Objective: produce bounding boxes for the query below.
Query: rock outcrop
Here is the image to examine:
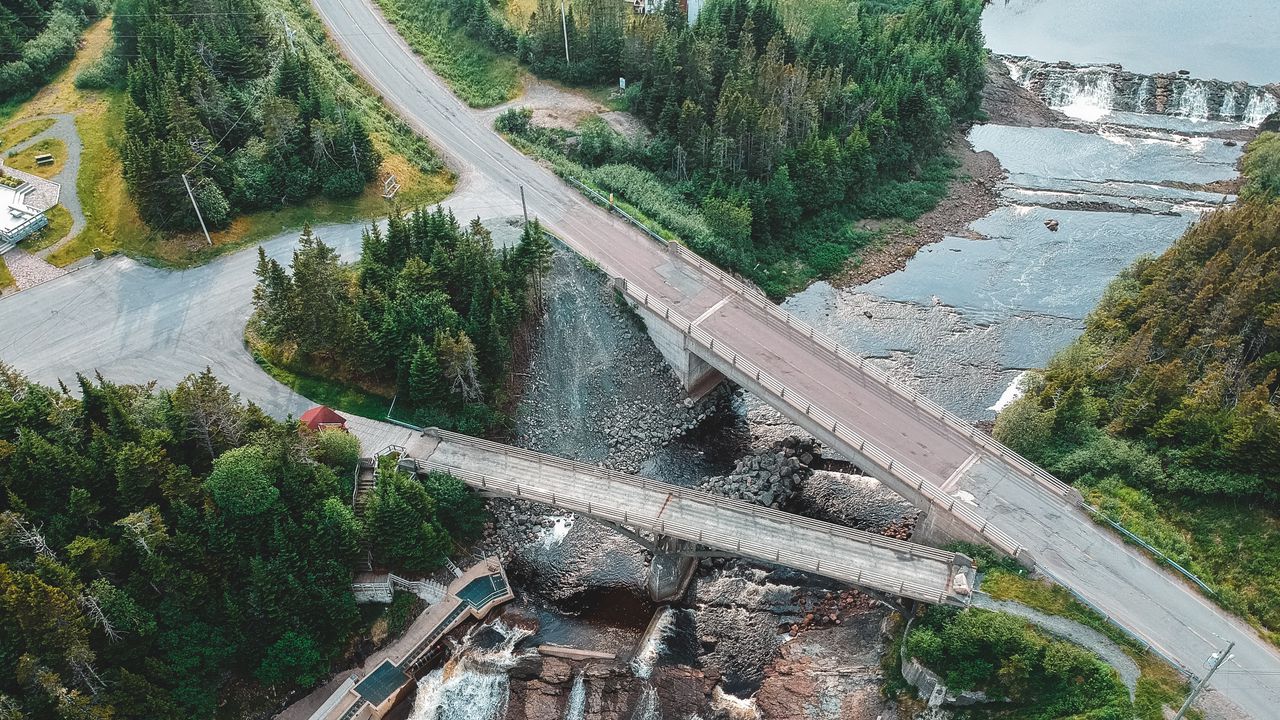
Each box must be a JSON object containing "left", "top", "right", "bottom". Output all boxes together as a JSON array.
[{"left": 697, "top": 436, "right": 817, "bottom": 509}]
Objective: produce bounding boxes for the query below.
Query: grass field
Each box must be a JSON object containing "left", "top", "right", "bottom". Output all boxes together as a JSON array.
[
  {"left": 0, "top": 118, "right": 55, "bottom": 152},
  {"left": 0, "top": 257, "right": 13, "bottom": 290},
  {"left": 246, "top": 326, "right": 395, "bottom": 420},
  {"left": 374, "top": 0, "right": 522, "bottom": 107},
  {"left": 4, "top": 137, "right": 66, "bottom": 178},
  {"left": 19, "top": 204, "right": 72, "bottom": 253}
]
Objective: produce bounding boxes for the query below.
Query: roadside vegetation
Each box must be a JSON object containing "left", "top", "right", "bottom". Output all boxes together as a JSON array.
[
  {"left": 374, "top": 0, "right": 522, "bottom": 106},
  {"left": 249, "top": 210, "right": 552, "bottom": 434},
  {"left": 0, "top": 366, "right": 487, "bottom": 718},
  {"left": 2, "top": 0, "right": 452, "bottom": 268},
  {"left": 0, "top": 257, "right": 13, "bottom": 290},
  {"left": 994, "top": 132, "right": 1280, "bottom": 644},
  {"left": 0, "top": 0, "right": 105, "bottom": 107},
  {"left": 386, "top": 0, "right": 984, "bottom": 296},
  {"left": 904, "top": 606, "right": 1132, "bottom": 720},
  {"left": 885, "top": 543, "right": 1192, "bottom": 717}
]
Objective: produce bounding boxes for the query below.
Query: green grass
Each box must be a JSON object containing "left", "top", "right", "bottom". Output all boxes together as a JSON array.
[
  {"left": 9, "top": 14, "right": 453, "bottom": 269},
  {"left": 0, "top": 117, "right": 55, "bottom": 151},
  {"left": 248, "top": 338, "right": 394, "bottom": 421},
  {"left": 374, "top": 0, "right": 521, "bottom": 107},
  {"left": 20, "top": 204, "right": 72, "bottom": 253},
  {"left": 0, "top": 256, "right": 14, "bottom": 290},
  {"left": 981, "top": 569, "right": 1198, "bottom": 720},
  {"left": 5, "top": 136, "right": 65, "bottom": 178},
  {"left": 1082, "top": 480, "right": 1280, "bottom": 646}
]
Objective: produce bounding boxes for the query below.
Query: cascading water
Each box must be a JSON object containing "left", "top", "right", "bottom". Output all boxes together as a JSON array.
[
  {"left": 1175, "top": 81, "right": 1210, "bottom": 120},
  {"left": 540, "top": 516, "right": 575, "bottom": 550},
  {"left": 1244, "top": 91, "right": 1278, "bottom": 126},
  {"left": 408, "top": 621, "right": 536, "bottom": 720},
  {"left": 1043, "top": 69, "right": 1116, "bottom": 122},
  {"left": 711, "top": 687, "right": 762, "bottom": 720},
  {"left": 630, "top": 607, "right": 676, "bottom": 680},
  {"left": 631, "top": 684, "right": 660, "bottom": 720},
  {"left": 1135, "top": 78, "right": 1152, "bottom": 112},
  {"left": 563, "top": 672, "right": 586, "bottom": 720},
  {"left": 1220, "top": 90, "right": 1238, "bottom": 118}
]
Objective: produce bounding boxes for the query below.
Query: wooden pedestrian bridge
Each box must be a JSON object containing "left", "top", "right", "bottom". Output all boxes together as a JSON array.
[{"left": 399, "top": 428, "right": 976, "bottom": 607}]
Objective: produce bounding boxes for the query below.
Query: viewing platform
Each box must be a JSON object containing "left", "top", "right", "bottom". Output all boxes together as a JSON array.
[{"left": 280, "top": 558, "right": 514, "bottom": 720}]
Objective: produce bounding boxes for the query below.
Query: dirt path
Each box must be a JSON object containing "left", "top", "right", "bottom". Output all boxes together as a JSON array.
[{"left": 7, "top": 113, "right": 86, "bottom": 258}]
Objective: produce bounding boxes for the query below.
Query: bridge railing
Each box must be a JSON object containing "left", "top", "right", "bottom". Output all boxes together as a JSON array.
[
  {"left": 421, "top": 428, "right": 964, "bottom": 568},
  {"left": 665, "top": 243, "right": 1083, "bottom": 506},
  {"left": 420, "top": 460, "right": 960, "bottom": 606},
  {"left": 617, "top": 281, "right": 1031, "bottom": 566}
]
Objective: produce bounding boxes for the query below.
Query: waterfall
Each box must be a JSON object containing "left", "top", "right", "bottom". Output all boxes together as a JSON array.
[
  {"left": 563, "top": 672, "right": 586, "bottom": 720},
  {"left": 1244, "top": 91, "right": 1279, "bottom": 126},
  {"left": 408, "top": 621, "right": 535, "bottom": 720},
  {"left": 630, "top": 607, "right": 676, "bottom": 680},
  {"left": 711, "top": 687, "right": 762, "bottom": 720},
  {"left": 1175, "top": 82, "right": 1210, "bottom": 120},
  {"left": 1135, "top": 78, "right": 1152, "bottom": 112},
  {"left": 631, "top": 684, "right": 660, "bottom": 720},
  {"left": 1043, "top": 69, "right": 1115, "bottom": 122},
  {"left": 1219, "top": 90, "right": 1238, "bottom": 119},
  {"left": 540, "top": 516, "right": 575, "bottom": 550}
]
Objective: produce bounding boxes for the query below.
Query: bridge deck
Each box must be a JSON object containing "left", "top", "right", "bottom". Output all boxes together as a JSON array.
[{"left": 408, "top": 429, "right": 974, "bottom": 607}]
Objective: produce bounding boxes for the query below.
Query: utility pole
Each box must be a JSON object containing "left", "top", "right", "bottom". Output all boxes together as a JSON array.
[
  {"left": 560, "top": 2, "right": 570, "bottom": 66},
  {"left": 520, "top": 185, "right": 528, "bottom": 224},
  {"left": 1174, "top": 641, "right": 1234, "bottom": 720},
  {"left": 182, "top": 174, "right": 213, "bottom": 247}
]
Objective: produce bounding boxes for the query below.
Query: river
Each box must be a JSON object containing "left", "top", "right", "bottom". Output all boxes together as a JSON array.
[{"left": 784, "top": 1, "right": 1275, "bottom": 421}]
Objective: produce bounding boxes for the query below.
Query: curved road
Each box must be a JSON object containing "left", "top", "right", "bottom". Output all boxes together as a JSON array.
[{"left": 306, "top": 0, "right": 1280, "bottom": 714}]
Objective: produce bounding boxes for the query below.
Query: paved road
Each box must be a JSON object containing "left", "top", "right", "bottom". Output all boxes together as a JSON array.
[
  {"left": 308, "top": 0, "right": 1280, "bottom": 713},
  {"left": 410, "top": 428, "right": 975, "bottom": 606}
]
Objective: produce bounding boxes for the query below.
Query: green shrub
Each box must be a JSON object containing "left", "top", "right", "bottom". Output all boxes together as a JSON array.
[
  {"left": 906, "top": 607, "right": 1131, "bottom": 719},
  {"left": 313, "top": 428, "right": 362, "bottom": 474}
]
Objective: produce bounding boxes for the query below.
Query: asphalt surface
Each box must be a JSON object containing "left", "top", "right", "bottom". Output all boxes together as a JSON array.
[
  {"left": 0, "top": 0, "right": 1274, "bottom": 712},
  {"left": 307, "top": 0, "right": 1280, "bottom": 713}
]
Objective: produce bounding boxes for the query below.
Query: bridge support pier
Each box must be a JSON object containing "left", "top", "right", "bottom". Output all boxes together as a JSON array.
[
  {"left": 647, "top": 536, "right": 699, "bottom": 602},
  {"left": 617, "top": 279, "right": 725, "bottom": 399}
]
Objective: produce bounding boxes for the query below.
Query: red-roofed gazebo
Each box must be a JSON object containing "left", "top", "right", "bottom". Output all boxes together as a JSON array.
[{"left": 300, "top": 405, "right": 348, "bottom": 432}]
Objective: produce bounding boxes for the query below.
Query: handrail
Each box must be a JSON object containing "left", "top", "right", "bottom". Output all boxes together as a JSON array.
[
  {"left": 422, "top": 428, "right": 964, "bottom": 566},
  {"left": 424, "top": 463, "right": 958, "bottom": 605},
  {"left": 666, "top": 243, "right": 1083, "bottom": 504},
  {"left": 567, "top": 176, "right": 670, "bottom": 246},
  {"left": 616, "top": 284, "right": 1030, "bottom": 564}
]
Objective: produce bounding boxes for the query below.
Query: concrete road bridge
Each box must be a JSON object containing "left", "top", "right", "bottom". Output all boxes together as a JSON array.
[
  {"left": 309, "top": 0, "right": 1280, "bottom": 713},
  {"left": 402, "top": 428, "right": 976, "bottom": 607}
]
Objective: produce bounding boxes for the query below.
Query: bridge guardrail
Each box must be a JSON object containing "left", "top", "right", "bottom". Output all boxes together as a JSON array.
[
  {"left": 617, "top": 282, "right": 1030, "bottom": 566},
  {"left": 422, "top": 428, "right": 964, "bottom": 567},
  {"left": 421, "top": 460, "right": 959, "bottom": 606},
  {"left": 658, "top": 251, "right": 1219, "bottom": 595},
  {"left": 666, "top": 243, "right": 1083, "bottom": 506}
]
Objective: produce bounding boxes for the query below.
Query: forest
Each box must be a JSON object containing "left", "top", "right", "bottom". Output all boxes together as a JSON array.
[
  {"left": 994, "top": 133, "right": 1280, "bottom": 638},
  {"left": 0, "top": 0, "right": 104, "bottom": 100},
  {"left": 0, "top": 366, "right": 486, "bottom": 719},
  {"left": 107, "top": 0, "right": 381, "bottom": 231},
  {"left": 250, "top": 211, "right": 552, "bottom": 432},
  {"left": 468, "top": 0, "right": 987, "bottom": 294}
]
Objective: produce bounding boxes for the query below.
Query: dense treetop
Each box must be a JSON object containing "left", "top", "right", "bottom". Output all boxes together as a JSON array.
[
  {"left": 0, "top": 0, "right": 104, "bottom": 98},
  {"left": 113, "top": 0, "right": 381, "bottom": 231},
  {"left": 488, "top": 0, "right": 987, "bottom": 293},
  {"left": 0, "top": 367, "right": 485, "bottom": 718},
  {"left": 996, "top": 135, "right": 1280, "bottom": 501},
  {"left": 251, "top": 211, "right": 552, "bottom": 432}
]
